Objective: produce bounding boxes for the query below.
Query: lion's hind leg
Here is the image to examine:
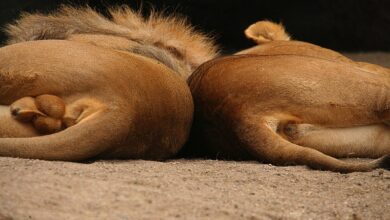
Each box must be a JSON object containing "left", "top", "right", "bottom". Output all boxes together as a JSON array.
[{"left": 237, "top": 114, "right": 389, "bottom": 172}]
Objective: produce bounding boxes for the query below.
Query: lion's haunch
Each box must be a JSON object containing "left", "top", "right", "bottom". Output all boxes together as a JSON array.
[
  {"left": 187, "top": 54, "right": 390, "bottom": 173},
  {"left": 0, "top": 40, "right": 193, "bottom": 161}
]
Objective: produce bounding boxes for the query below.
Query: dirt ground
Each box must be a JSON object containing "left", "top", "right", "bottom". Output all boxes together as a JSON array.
[
  {"left": 1, "top": 158, "right": 389, "bottom": 220},
  {"left": 1, "top": 53, "right": 390, "bottom": 220}
]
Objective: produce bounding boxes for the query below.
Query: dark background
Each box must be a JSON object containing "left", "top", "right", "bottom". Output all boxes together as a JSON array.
[{"left": 0, "top": 0, "right": 389, "bottom": 52}]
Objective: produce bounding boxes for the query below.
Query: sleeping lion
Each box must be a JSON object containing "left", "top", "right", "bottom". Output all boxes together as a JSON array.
[
  {"left": 186, "top": 21, "right": 390, "bottom": 172},
  {"left": 0, "top": 6, "right": 218, "bottom": 161}
]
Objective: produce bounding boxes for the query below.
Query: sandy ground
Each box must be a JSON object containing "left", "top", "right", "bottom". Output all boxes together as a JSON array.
[
  {"left": 1, "top": 53, "right": 390, "bottom": 220},
  {"left": 1, "top": 158, "right": 390, "bottom": 220}
]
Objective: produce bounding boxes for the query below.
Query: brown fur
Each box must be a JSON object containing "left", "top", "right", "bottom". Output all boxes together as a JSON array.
[
  {"left": 11, "top": 95, "right": 66, "bottom": 134},
  {"left": 187, "top": 21, "right": 390, "bottom": 172},
  {"left": 0, "top": 6, "right": 218, "bottom": 161},
  {"left": 5, "top": 6, "right": 219, "bottom": 78}
]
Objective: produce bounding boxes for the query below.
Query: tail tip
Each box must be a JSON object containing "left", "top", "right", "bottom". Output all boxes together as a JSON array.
[
  {"left": 378, "top": 154, "right": 390, "bottom": 170},
  {"left": 244, "top": 20, "right": 290, "bottom": 44}
]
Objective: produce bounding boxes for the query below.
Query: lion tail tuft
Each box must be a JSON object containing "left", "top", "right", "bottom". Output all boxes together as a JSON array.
[{"left": 244, "top": 20, "right": 290, "bottom": 44}]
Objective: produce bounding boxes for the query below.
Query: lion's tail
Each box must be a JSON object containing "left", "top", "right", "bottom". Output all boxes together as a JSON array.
[
  {"left": 0, "top": 110, "right": 129, "bottom": 161},
  {"left": 244, "top": 20, "right": 290, "bottom": 44},
  {"left": 239, "top": 115, "right": 390, "bottom": 173}
]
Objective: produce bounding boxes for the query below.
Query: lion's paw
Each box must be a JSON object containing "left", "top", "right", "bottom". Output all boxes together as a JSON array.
[{"left": 10, "top": 95, "right": 66, "bottom": 134}]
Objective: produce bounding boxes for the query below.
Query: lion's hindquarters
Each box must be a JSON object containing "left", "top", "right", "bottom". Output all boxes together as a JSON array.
[
  {"left": 189, "top": 55, "right": 390, "bottom": 172},
  {"left": 0, "top": 41, "right": 122, "bottom": 105}
]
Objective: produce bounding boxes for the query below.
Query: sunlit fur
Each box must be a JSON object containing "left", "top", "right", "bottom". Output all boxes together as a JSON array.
[{"left": 5, "top": 6, "right": 219, "bottom": 78}]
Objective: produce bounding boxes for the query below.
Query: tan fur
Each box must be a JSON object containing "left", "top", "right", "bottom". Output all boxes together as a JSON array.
[
  {"left": 244, "top": 20, "right": 290, "bottom": 44},
  {"left": 5, "top": 6, "right": 219, "bottom": 78},
  {"left": 0, "top": 6, "right": 219, "bottom": 161},
  {"left": 187, "top": 21, "right": 390, "bottom": 172},
  {"left": 11, "top": 95, "right": 66, "bottom": 134}
]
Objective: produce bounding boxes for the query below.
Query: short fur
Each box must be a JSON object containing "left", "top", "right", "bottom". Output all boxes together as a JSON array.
[
  {"left": 186, "top": 20, "right": 390, "bottom": 172},
  {"left": 0, "top": 6, "right": 218, "bottom": 161}
]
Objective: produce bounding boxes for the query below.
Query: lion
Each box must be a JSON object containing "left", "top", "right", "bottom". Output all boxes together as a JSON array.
[
  {"left": 186, "top": 20, "right": 390, "bottom": 172},
  {"left": 0, "top": 6, "right": 218, "bottom": 161}
]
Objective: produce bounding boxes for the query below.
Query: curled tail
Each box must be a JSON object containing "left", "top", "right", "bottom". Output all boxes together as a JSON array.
[
  {"left": 240, "top": 115, "right": 390, "bottom": 173},
  {"left": 244, "top": 20, "right": 290, "bottom": 44},
  {"left": 0, "top": 110, "right": 129, "bottom": 161}
]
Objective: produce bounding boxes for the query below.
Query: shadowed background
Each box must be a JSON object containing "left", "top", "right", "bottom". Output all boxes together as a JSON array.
[{"left": 0, "top": 0, "right": 389, "bottom": 52}]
